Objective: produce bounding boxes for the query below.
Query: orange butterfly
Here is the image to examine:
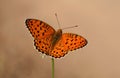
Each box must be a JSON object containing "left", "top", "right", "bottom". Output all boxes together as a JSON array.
[{"left": 25, "top": 19, "right": 87, "bottom": 58}]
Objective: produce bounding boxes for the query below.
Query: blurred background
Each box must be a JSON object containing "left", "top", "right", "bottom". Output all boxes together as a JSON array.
[{"left": 0, "top": 0, "right": 120, "bottom": 78}]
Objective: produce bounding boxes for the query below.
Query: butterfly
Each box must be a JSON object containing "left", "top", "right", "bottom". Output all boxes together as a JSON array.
[{"left": 25, "top": 19, "right": 87, "bottom": 58}]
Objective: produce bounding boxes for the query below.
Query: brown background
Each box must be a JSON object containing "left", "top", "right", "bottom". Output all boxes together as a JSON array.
[{"left": 0, "top": 0, "right": 120, "bottom": 78}]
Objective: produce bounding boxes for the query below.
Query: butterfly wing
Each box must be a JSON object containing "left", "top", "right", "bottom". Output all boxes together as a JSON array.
[
  {"left": 26, "top": 19, "right": 55, "bottom": 39},
  {"left": 34, "top": 36, "right": 53, "bottom": 55},
  {"left": 50, "top": 33, "right": 87, "bottom": 58},
  {"left": 25, "top": 19, "right": 55, "bottom": 55}
]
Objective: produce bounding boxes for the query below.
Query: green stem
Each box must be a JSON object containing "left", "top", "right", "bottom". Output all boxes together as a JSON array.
[{"left": 52, "top": 58, "right": 54, "bottom": 78}]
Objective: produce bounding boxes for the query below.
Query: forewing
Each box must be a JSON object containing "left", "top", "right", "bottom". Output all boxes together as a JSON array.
[{"left": 25, "top": 19, "right": 55, "bottom": 39}]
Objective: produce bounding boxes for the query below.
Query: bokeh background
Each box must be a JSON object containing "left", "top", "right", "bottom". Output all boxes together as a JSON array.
[{"left": 0, "top": 0, "right": 120, "bottom": 78}]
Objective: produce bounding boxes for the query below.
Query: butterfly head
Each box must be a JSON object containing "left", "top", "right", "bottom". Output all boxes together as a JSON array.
[{"left": 56, "top": 29, "right": 62, "bottom": 35}]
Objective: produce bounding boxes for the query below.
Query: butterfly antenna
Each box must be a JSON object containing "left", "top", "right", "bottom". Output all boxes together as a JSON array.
[
  {"left": 62, "top": 25, "right": 80, "bottom": 30},
  {"left": 55, "top": 13, "right": 61, "bottom": 29}
]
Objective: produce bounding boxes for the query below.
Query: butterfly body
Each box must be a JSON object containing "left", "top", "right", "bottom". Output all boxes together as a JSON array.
[
  {"left": 51, "top": 29, "right": 62, "bottom": 48},
  {"left": 25, "top": 19, "right": 87, "bottom": 58}
]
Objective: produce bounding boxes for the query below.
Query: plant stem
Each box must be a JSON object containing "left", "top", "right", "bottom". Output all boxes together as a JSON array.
[{"left": 52, "top": 58, "right": 54, "bottom": 78}]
